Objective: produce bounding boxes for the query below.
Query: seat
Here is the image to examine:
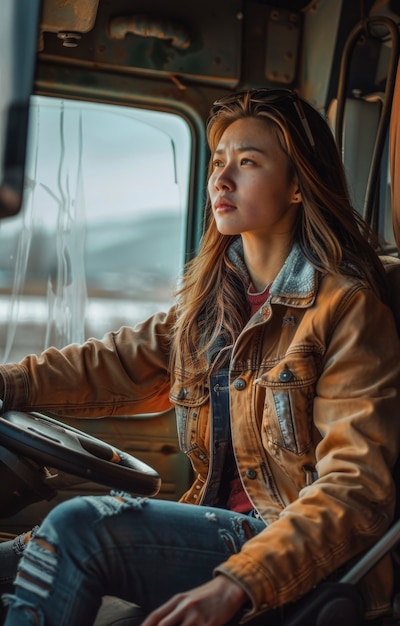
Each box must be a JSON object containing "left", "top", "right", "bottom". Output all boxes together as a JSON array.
[{"left": 381, "top": 255, "right": 400, "bottom": 334}]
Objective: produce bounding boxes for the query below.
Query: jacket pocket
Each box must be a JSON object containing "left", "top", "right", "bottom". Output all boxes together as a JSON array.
[
  {"left": 169, "top": 379, "right": 209, "bottom": 455},
  {"left": 256, "top": 352, "right": 319, "bottom": 455}
]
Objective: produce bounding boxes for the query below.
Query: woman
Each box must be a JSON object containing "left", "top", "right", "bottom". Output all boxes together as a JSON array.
[{"left": 2, "top": 89, "right": 400, "bottom": 626}]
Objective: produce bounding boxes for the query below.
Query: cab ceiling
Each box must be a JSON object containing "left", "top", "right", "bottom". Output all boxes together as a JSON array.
[
  {"left": 37, "top": 0, "right": 308, "bottom": 89},
  {"left": 35, "top": 0, "right": 397, "bottom": 112}
]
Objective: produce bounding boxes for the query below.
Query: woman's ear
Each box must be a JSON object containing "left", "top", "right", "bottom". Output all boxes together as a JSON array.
[{"left": 291, "top": 187, "right": 302, "bottom": 204}]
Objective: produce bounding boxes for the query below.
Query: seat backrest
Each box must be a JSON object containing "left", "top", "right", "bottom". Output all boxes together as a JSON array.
[
  {"left": 327, "top": 97, "right": 382, "bottom": 216},
  {"left": 390, "top": 60, "right": 400, "bottom": 250},
  {"left": 380, "top": 254, "right": 400, "bottom": 335}
]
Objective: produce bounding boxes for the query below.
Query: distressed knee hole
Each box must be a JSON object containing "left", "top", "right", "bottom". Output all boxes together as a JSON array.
[
  {"left": 33, "top": 538, "right": 56, "bottom": 553},
  {"left": 219, "top": 516, "right": 259, "bottom": 555},
  {"left": 113, "top": 495, "right": 126, "bottom": 503},
  {"left": 14, "top": 537, "right": 58, "bottom": 600},
  {"left": 84, "top": 493, "right": 148, "bottom": 518}
]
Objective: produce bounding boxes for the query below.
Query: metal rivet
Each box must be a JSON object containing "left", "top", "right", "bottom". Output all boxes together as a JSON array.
[
  {"left": 57, "top": 31, "right": 82, "bottom": 48},
  {"left": 233, "top": 378, "right": 246, "bottom": 391},
  {"left": 177, "top": 387, "right": 188, "bottom": 399},
  {"left": 279, "top": 368, "right": 293, "bottom": 382}
]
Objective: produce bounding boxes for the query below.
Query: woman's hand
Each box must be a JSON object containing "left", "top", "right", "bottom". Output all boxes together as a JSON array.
[{"left": 141, "top": 574, "right": 249, "bottom": 626}]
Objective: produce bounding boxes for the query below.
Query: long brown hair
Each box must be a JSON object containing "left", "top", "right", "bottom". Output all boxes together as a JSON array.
[{"left": 170, "top": 90, "right": 387, "bottom": 379}]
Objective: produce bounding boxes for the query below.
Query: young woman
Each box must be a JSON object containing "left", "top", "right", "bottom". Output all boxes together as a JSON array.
[{"left": 2, "top": 89, "right": 400, "bottom": 626}]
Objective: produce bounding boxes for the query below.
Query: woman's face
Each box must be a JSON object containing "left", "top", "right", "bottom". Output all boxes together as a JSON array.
[{"left": 208, "top": 117, "right": 301, "bottom": 241}]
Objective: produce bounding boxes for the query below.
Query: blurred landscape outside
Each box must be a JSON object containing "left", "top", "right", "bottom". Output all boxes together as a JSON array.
[{"left": 0, "top": 96, "right": 191, "bottom": 362}]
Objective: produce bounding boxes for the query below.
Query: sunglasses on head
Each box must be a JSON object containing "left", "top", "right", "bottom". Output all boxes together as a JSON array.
[{"left": 212, "top": 88, "right": 316, "bottom": 152}]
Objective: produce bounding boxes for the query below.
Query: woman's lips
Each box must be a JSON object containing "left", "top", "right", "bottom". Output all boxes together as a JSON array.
[{"left": 214, "top": 199, "right": 236, "bottom": 213}]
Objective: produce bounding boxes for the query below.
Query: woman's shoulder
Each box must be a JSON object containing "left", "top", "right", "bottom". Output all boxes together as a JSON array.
[{"left": 317, "top": 263, "right": 397, "bottom": 331}]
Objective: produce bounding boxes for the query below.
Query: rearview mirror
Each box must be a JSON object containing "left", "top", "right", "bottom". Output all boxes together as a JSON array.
[{"left": 0, "top": 0, "right": 41, "bottom": 218}]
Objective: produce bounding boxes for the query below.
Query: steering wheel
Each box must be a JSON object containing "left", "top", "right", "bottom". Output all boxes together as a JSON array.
[{"left": 0, "top": 410, "right": 161, "bottom": 497}]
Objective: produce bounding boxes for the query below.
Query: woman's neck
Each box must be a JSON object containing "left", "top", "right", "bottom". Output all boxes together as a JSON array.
[{"left": 242, "top": 235, "right": 292, "bottom": 292}]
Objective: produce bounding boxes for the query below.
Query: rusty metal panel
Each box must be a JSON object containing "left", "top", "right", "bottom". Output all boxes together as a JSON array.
[
  {"left": 265, "top": 9, "right": 300, "bottom": 84},
  {"left": 39, "top": 0, "right": 244, "bottom": 87}
]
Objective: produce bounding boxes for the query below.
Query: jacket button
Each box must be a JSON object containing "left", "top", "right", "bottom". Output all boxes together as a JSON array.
[
  {"left": 233, "top": 378, "right": 246, "bottom": 391},
  {"left": 177, "top": 387, "right": 188, "bottom": 399},
  {"left": 279, "top": 368, "right": 293, "bottom": 382},
  {"left": 246, "top": 469, "right": 257, "bottom": 479}
]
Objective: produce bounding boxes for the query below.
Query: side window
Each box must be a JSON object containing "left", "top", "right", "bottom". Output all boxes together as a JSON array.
[{"left": 0, "top": 96, "right": 191, "bottom": 362}]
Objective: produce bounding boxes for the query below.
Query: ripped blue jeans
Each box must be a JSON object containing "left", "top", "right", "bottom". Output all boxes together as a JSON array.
[
  {"left": 2, "top": 495, "right": 266, "bottom": 625},
  {"left": 3, "top": 369, "right": 267, "bottom": 625}
]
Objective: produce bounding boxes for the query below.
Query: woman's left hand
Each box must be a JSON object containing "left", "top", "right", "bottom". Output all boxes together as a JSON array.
[{"left": 141, "top": 574, "right": 249, "bottom": 626}]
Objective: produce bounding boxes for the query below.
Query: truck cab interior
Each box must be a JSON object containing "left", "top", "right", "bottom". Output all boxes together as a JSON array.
[{"left": 1, "top": 0, "right": 400, "bottom": 624}]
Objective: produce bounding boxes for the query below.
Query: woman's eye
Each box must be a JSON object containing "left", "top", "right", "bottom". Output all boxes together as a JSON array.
[
  {"left": 212, "top": 159, "right": 224, "bottom": 168},
  {"left": 241, "top": 157, "right": 255, "bottom": 165}
]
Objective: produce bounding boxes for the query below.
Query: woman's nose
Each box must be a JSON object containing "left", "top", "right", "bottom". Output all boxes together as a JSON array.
[{"left": 214, "top": 166, "right": 234, "bottom": 191}]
